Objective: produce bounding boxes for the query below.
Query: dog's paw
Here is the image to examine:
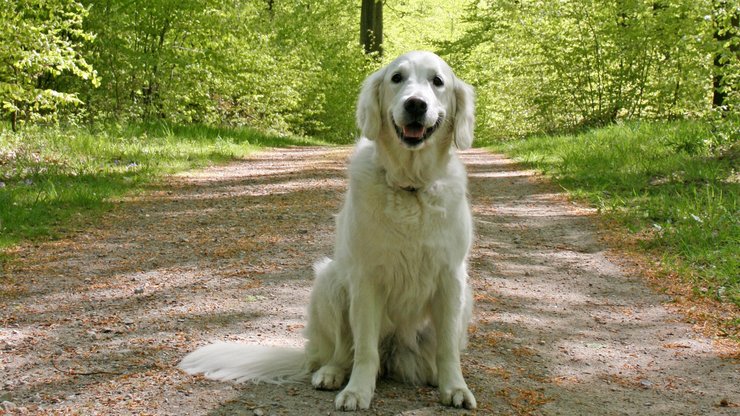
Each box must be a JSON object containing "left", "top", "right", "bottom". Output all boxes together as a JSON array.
[
  {"left": 312, "top": 365, "right": 346, "bottom": 391},
  {"left": 334, "top": 387, "right": 372, "bottom": 411},
  {"left": 440, "top": 385, "right": 476, "bottom": 409}
]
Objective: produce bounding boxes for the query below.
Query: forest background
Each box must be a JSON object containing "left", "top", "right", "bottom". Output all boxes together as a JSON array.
[
  {"left": 2, "top": 0, "right": 738, "bottom": 138},
  {"left": 0, "top": 0, "right": 738, "bottom": 330}
]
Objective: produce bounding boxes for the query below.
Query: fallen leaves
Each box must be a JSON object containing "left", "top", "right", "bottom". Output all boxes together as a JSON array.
[{"left": 496, "top": 387, "right": 553, "bottom": 415}]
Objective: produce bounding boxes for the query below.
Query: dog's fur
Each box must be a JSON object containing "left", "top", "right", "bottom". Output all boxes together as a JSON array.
[{"left": 179, "top": 51, "right": 477, "bottom": 411}]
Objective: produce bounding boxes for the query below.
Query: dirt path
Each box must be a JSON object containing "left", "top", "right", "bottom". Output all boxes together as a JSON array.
[{"left": 1, "top": 147, "right": 737, "bottom": 415}]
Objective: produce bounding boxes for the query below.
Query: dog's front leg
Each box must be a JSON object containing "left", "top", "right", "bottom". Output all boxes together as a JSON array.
[
  {"left": 432, "top": 268, "right": 476, "bottom": 409},
  {"left": 334, "top": 277, "right": 382, "bottom": 411}
]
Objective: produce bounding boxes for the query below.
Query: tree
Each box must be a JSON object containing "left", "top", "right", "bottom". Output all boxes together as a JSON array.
[
  {"left": 712, "top": 0, "right": 740, "bottom": 112},
  {"left": 442, "top": 0, "right": 720, "bottom": 139},
  {"left": 0, "top": 0, "right": 98, "bottom": 130},
  {"left": 71, "top": 0, "right": 369, "bottom": 139},
  {"left": 361, "top": 0, "right": 383, "bottom": 56}
]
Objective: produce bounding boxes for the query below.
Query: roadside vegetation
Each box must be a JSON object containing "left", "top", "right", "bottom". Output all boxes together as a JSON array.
[
  {"left": 0, "top": 123, "right": 326, "bottom": 249},
  {"left": 492, "top": 120, "right": 739, "bottom": 329}
]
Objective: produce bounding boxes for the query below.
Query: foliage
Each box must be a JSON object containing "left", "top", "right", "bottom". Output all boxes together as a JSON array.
[
  {"left": 0, "top": 0, "right": 98, "bottom": 129},
  {"left": 65, "top": 0, "right": 371, "bottom": 141},
  {"left": 711, "top": 0, "right": 740, "bottom": 111},
  {"left": 491, "top": 120, "right": 739, "bottom": 306},
  {"left": 442, "top": 0, "right": 740, "bottom": 139},
  {"left": 2, "top": 0, "right": 737, "bottom": 141},
  {"left": 382, "top": 0, "right": 471, "bottom": 59},
  {"left": 0, "top": 123, "right": 327, "bottom": 248}
]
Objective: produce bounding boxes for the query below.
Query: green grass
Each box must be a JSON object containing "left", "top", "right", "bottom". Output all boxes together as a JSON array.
[
  {"left": 0, "top": 122, "right": 329, "bottom": 249},
  {"left": 490, "top": 120, "right": 739, "bottom": 307}
]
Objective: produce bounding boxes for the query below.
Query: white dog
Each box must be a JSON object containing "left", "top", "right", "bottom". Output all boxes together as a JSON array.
[{"left": 179, "top": 51, "right": 477, "bottom": 411}]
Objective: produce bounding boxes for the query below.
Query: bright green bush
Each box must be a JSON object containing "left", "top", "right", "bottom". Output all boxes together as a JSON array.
[{"left": 442, "top": 0, "right": 739, "bottom": 140}]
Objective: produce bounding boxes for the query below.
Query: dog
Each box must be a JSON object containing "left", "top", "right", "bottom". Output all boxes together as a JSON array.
[{"left": 179, "top": 50, "right": 477, "bottom": 411}]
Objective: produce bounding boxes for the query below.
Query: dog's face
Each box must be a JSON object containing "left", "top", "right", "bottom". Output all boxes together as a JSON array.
[
  {"left": 384, "top": 53, "right": 451, "bottom": 149},
  {"left": 357, "top": 51, "right": 475, "bottom": 150}
]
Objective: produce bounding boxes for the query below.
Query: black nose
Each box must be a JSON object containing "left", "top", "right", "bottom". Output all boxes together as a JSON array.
[{"left": 404, "top": 97, "right": 427, "bottom": 119}]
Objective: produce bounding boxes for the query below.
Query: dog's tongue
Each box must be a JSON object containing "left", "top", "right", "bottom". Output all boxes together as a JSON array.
[{"left": 403, "top": 124, "right": 425, "bottom": 139}]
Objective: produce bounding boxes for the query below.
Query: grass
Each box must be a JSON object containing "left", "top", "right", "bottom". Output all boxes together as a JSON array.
[
  {"left": 490, "top": 120, "right": 739, "bottom": 309},
  {"left": 0, "top": 122, "right": 329, "bottom": 249}
]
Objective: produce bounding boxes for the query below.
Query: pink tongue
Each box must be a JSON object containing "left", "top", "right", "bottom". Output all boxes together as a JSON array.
[{"left": 403, "top": 125, "right": 425, "bottom": 138}]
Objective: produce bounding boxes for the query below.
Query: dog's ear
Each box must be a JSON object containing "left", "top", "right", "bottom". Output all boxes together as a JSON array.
[
  {"left": 453, "top": 77, "right": 475, "bottom": 150},
  {"left": 356, "top": 68, "right": 386, "bottom": 140}
]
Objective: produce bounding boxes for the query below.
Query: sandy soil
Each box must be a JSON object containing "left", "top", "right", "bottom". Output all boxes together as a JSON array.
[{"left": 1, "top": 146, "right": 737, "bottom": 415}]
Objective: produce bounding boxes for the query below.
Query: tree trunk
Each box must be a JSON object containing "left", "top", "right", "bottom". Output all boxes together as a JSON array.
[
  {"left": 712, "top": 1, "right": 739, "bottom": 110},
  {"left": 360, "top": 0, "right": 382, "bottom": 56}
]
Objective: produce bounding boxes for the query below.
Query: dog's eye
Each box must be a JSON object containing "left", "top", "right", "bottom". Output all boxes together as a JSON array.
[
  {"left": 432, "top": 76, "right": 444, "bottom": 87},
  {"left": 391, "top": 73, "right": 403, "bottom": 83}
]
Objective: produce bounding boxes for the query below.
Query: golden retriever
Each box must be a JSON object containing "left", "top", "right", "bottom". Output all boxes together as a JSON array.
[{"left": 179, "top": 50, "right": 477, "bottom": 411}]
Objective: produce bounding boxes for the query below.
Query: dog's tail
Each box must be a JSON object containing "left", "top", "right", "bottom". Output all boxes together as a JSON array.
[{"left": 178, "top": 342, "right": 308, "bottom": 384}]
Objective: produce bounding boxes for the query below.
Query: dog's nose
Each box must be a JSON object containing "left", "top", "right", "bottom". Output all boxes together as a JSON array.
[{"left": 404, "top": 98, "right": 427, "bottom": 119}]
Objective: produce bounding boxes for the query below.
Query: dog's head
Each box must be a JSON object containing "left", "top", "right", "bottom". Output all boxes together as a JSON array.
[{"left": 356, "top": 51, "right": 475, "bottom": 150}]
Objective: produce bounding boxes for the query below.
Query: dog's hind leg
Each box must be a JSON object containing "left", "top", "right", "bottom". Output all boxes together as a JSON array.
[
  {"left": 305, "top": 259, "right": 353, "bottom": 391},
  {"left": 311, "top": 330, "right": 352, "bottom": 390}
]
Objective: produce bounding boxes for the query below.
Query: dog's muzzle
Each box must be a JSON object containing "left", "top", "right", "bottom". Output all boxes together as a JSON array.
[{"left": 393, "top": 98, "right": 442, "bottom": 148}]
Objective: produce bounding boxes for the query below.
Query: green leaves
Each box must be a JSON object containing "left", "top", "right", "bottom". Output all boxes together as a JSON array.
[
  {"left": 63, "top": 0, "right": 369, "bottom": 140},
  {"left": 443, "top": 0, "right": 738, "bottom": 140},
  {"left": 0, "top": 0, "right": 98, "bottom": 129},
  {"left": 2, "top": 0, "right": 736, "bottom": 141}
]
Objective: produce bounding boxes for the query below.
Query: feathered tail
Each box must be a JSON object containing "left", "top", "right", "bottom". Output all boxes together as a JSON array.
[{"left": 178, "top": 342, "right": 308, "bottom": 384}]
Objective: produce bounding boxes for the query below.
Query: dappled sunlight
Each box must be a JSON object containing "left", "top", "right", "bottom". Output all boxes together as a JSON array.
[
  {"left": 1, "top": 147, "right": 736, "bottom": 415},
  {"left": 174, "top": 147, "right": 348, "bottom": 182},
  {"left": 459, "top": 148, "right": 737, "bottom": 415},
  {"left": 5, "top": 0, "right": 735, "bottom": 411},
  {"left": 0, "top": 146, "right": 347, "bottom": 413},
  {"left": 468, "top": 170, "right": 533, "bottom": 179},
  {"left": 157, "top": 177, "right": 347, "bottom": 201}
]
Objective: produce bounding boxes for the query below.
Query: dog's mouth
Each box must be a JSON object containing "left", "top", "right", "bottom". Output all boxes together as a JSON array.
[{"left": 394, "top": 117, "right": 442, "bottom": 148}]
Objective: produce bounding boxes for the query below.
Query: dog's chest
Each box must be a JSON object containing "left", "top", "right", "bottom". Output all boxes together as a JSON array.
[
  {"left": 371, "top": 185, "right": 467, "bottom": 276},
  {"left": 347, "top": 179, "right": 470, "bottom": 259},
  {"left": 382, "top": 184, "right": 450, "bottom": 228}
]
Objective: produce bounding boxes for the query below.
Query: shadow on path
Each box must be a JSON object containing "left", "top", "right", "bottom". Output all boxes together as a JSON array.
[{"left": 0, "top": 147, "right": 736, "bottom": 415}]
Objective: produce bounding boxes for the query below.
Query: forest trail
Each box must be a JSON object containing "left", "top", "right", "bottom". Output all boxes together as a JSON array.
[{"left": 1, "top": 146, "right": 737, "bottom": 415}]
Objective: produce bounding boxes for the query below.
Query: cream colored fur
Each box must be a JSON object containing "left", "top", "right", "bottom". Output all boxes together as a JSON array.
[{"left": 179, "top": 51, "right": 477, "bottom": 411}]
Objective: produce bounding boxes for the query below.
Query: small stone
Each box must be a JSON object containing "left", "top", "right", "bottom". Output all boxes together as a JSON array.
[
  {"left": 639, "top": 380, "right": 653, "bottom": 389},
  {"left": 2, "top": 401, "right": 17, "bottom": 411},
  {"left": 253, "top": 409, "right": 265, "bottom": 416},
  {"left": 134, "top": 287, "right": 145, "bottom": 295}
]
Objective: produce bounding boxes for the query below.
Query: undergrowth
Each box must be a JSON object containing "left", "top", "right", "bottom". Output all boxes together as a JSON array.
[{"left": 490, "top": 120, "right": 739, "bottom": 309}]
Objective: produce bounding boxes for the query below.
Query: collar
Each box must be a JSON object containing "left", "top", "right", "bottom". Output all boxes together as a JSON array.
[{"left": 380, "top": 168, "right": 423, "bottom": 193}]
